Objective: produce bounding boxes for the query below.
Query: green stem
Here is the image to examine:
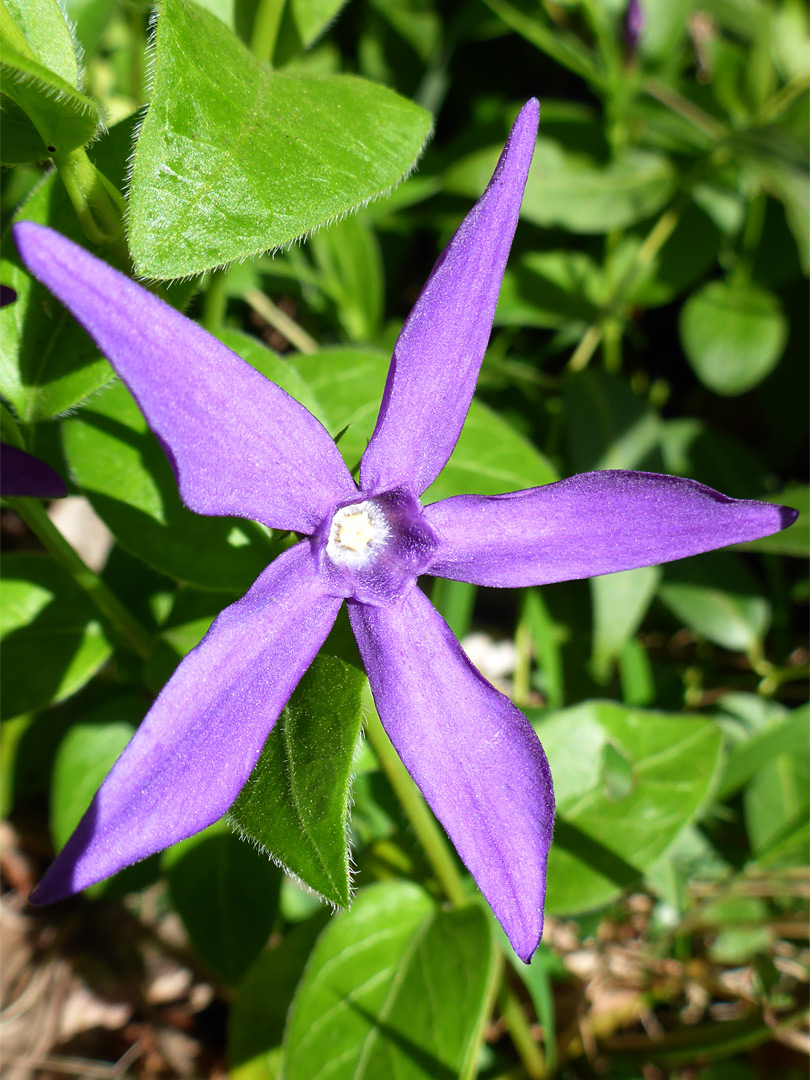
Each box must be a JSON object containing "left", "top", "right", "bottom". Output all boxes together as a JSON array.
[
  {"left": 201, "top": 269, "right": 229, "bottom": 333},
  {"left": 513, "top": 613, "right": 532, "bottom": 707},
  {"left": 364, "top": 705, "right": 548, "bottom": 1077},
  {"left": 643, "top": 77, "right": 726, "bottom": 140},
  {"left": 364, "top": 705, "right": 467, "bottom": 905},
  {"left": 569, "top": 199, "right": 683, "bottom": 372},
  {"left": 0, "top": 403, "right": 25, "bottom": 449},
  {"left": 602, "top": 317, "right": 622, "bottom": 373},
  {"left": 244, "top": 288, "right": 318, "bottom": 354},
  {"left": 9, "top": 497, "right": 152, "bottom": 659},
  {"left": 498, "top": 983, "right": 547, "bottom": 1079},
  {"left": 250, "top": 0, "right": 286, "bottom": 63},
  {"left": 52, "top": 147, "right": 127, "bottom": 251},
  {"left": 731, "top": 188, "right": 767, "bottom": 287}
]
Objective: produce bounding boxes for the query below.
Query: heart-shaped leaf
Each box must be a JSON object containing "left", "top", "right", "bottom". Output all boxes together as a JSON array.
[{"left": 128, "top": 0, "right": 431, "bottom": 277}]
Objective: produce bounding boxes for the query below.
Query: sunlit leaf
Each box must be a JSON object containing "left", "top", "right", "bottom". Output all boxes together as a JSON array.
[
  {"left": 283, "top": 882, "right": 497, "bottom": 1080},
  {"left": 128, "top": 0, "right": 431, "bottom": 277}
]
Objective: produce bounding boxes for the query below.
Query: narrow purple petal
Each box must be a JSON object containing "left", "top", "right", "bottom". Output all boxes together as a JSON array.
[
  {"left": 360, "top": 100, "right": 539, "bottom": 497},
  {"left": 1, "top": 443, "right": 66, "bottom": 497},
  {"left": 425, "top": 471, "right": 799, "bottom": 587},
  {"left": 624, "top": 0, "right": 645, "bottom": 56},
  {"left": 30, "top": 544, "right": 342, "bottom": 903},
  {"left": 12, "top": 222, "right": 357, "bottom": 533},
  {"left": 349, "top": 586, "right": 553, "bottom": 962}
]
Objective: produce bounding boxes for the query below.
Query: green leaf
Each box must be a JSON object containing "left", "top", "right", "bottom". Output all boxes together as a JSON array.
[
  {"left": 0, "top": 715, "right": 30, "bottom": 818},
  {"left": 144, "top": 589, "right": 222, "bottom": 693},
  {"left": 535, "top": 700, "right": 724, "bottom": 914},
  {"left": 49, "top": 694, "right": 162, "bottom": 897},
  {"left": 659, "top": 418, "right": 770, "bottom": 499},
  {"left": 61, "top": 378, "right": 275, "bottom": 592},
  {"left": 563, "top": 368, "right": 662, "bottom": 473},
  {"left": 658, "top": 553, "right": 771, "bottom": 653},
  {"left": 717, "top": 704, "right": 809, "bottom": 800},
  {"left": 307, "top": 214, "right": 384, "bottom": 342},
  {"left": 275, "top": 0, "right": 349, "bottom": 63},
  {"left": 127, "top": 0, "right": 431, "bottom": 278},
  {"left": 679, "top": 280, "right": 788, "bottom": 396},
  {"left": 0, "top": 116, "right": 135, "bottom": 421},
  {"left": 2, "top": 0, "right": 95, "bottom": 166},
  {"left": 228, "top": 914, "right": 329, "bottom": 1080},
  {"left": 230, "top": 654, "right": 367, "bottom": 908},
  {"left": 616, "top": 200, "right": 722, "bottom": 309},
  {"left": 590, "top": 565, "right": 661, "bottom": 681},
  {"left": 164, "top": 820, "right": 282, "bottom": 985},
  {"left": 0, "top": 554, "right": 112, "bottom": 720},
  {"left": 50, "top": 701, "right": 138, "bottom": 849},
  {"left": 0, "top": 44, "right": 100, "bottom": 159},
  {"left": 495, "top": 250, "right": 602, "bottom": 329},
  {"left": 447, "top": 140, "right": 675, "bottom": 234},
  {"left": 0, "top": 95, "right": 48, "bottom": 166},
  {"left": 426, "top": 396, "right": 558, "bottom": 499},
  {"left": 4, "top": 0, "right": 82, "bottom": 86},
  {"left": 744, "top": 713, "right": 810, "bottom": 858},
  {"left": 286, "top": 347, "right": 558, "bottom": 495},
  {"left": 283, "top": 882, "right": 498, "bottom": 1080},
  {"left": 766, "top": 166, "right": 810, "bottom": 275}
]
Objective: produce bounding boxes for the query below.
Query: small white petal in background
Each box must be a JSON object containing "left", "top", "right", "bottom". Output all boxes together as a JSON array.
[
  {"left": 48, "top": 496, "right": 114, "bottom": 572},
  {"left": 461, "top": 632, "right": 518, "bottom": 685}
]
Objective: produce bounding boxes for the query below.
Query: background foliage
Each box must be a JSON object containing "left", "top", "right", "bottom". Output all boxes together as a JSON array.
[{"left": 1, "top": 0, "right": 807, "bottom": 1077}]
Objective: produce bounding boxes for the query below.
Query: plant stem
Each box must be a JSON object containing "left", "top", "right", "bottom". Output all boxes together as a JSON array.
[
  {"left": 364, "top": 705, "right": 467, "bottom": 905},
  {"left": 250, "top": 0, "right": 286, "bottom": 64},
  {"left": 201, "top": 269, "right": 229, "bottom": 333},
  {"left": 244, "top": 288, "right": 318, "bottom": 354},
  {"left": 499, "top": 983, "right": 548, "bottom": 1079},
  {"left": 52, "top": 147, "right": 129, "bottom": 262},
  {"left": 568, "top": 199, "right": 683, "bottom": 372},
  {"left": 9, "top": 497, "right": 152, "bottom": 659},
  {"left": 0, "top": 403, "right": 25, "bottom": 449},
  {"left": 364, "top": 704, "right": 548, "bottom": 1077}
]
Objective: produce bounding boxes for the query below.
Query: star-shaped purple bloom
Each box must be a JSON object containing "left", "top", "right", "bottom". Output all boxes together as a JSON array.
[{"left": 14, "top": 100, "right": 796, "bottom": 962}]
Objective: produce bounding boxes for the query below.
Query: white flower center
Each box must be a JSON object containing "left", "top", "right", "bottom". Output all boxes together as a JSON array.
[{"left": 326, "top": 501, "right": 390, "bottom": 568}]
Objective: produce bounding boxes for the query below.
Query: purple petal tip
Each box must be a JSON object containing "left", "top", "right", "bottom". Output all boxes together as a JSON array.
[{"left": 1, "top": 443, "right": 67, "bottom": 498}]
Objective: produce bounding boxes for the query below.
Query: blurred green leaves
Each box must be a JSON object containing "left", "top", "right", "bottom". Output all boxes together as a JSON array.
[{"left": 680, "top": 280, "right": 788, "bottom": 395}]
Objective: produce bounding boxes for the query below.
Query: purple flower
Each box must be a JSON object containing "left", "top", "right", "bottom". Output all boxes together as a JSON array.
[
  {"left": 624, "top": 0, "right": 645, "bottom": 58},
  {"left": 1, "top": 443, "right": 67, "bottom": 498},
  {"left": 14, "top": 100, "right": 796, "bottom": 962}
]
